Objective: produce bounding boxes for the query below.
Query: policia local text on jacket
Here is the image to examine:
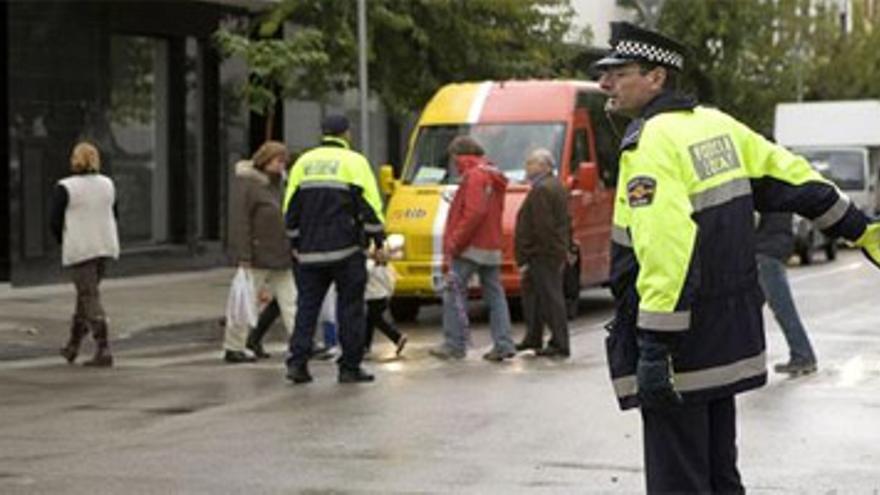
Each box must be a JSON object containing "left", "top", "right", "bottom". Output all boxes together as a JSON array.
[{"left": 283, "top": 128, "right": 385, "bottom": 383}]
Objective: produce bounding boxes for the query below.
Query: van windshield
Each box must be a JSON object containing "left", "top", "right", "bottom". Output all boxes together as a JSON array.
[
  {"left": 797, "top": 149, "right": 867, "bottom": 190},
  {"left": 405, "top": 123, "right": 566, "bottom": 184}
]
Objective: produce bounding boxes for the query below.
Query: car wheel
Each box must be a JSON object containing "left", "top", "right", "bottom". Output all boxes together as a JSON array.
[
  {"left": 798, "top": 245, "right": 813, "bottom": 265},
  {"left": 389, "top": 298, "right": 420, "bottom": 322},
  {"left": 825, "top": 241, "right": 838, "bottom": 261},
  {"left": 507, "top": 297, "right": 523, "bottom": 322},
  {"left": 563, "top": 262, "right": 580, "bottom": 320}
]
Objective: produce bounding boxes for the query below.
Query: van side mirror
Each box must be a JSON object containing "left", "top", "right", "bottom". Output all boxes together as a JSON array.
[
  {"left": 576, "top": 162, "right": 599, "bottom": 191},
  {"left": 379, "top": 164, "right": 396, "bottom": 195}
]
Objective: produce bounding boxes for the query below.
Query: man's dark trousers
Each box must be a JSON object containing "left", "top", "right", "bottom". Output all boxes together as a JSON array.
[
  {"left": 641, "top": 395, "right": 744, "bottom": 494},
  {"left": 287, "top": 253, "right": 367, "bottom": 372},
  {"left": 521, "top": 257, "right": 569, "bottom": 352}
]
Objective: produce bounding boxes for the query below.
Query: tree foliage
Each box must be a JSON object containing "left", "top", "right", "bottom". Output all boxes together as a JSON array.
[
  {"left": 214, "top": 20, "right": 330, "bottom": 139},
  {"left": 229, "top": 0, "right": 581, "bottom": 118},
  {"left": 650, "top": 0, "right": 880, "bottom": 134}
]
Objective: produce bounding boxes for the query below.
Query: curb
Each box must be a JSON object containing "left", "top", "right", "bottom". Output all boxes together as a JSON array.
[{"left": 0, "top": 318, "right": 225, "bottom": 362}]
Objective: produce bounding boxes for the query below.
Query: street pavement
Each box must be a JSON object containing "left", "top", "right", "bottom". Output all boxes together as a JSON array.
[
  {"left": 0, "top": 268, "right": 234, "bottom": 360},
  {"left": 1, "top": 250, "right": 880, "bottom": 493}
]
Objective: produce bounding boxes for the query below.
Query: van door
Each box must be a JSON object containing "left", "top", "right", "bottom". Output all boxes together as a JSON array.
[{"left": 568, "top": 107, "right": 613, "bottom": 286}]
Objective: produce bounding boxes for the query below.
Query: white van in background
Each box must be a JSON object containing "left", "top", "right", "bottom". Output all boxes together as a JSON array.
[{"left": 775, "top": 100, "right": 880, "bottom": 215}]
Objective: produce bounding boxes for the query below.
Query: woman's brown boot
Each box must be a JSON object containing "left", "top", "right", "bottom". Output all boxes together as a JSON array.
[
  {"left": 59, "top": 316, "right": 89, "bottom": 364},
  {"left": 83, "top": 319, "right": 113, "bottom": 367}
]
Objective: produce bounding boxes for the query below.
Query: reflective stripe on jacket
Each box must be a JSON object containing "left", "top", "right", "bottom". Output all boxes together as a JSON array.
[
  {"left": 607, "top": 91, "right": 870, "bottom": 410},
  {"left": 283, "top": 137, "right": 385, "bottom": 266}
]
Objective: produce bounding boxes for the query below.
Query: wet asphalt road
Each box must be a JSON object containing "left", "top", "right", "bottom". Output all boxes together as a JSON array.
[{"left": 1, "top": 249, "right": 879, "bottom": 494}]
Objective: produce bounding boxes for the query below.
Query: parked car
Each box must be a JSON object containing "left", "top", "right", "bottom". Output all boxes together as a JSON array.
[{"left": 792, "top": 214, "right": 837, "bottom": 265}]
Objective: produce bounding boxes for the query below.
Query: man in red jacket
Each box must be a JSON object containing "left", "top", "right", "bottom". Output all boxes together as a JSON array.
[{"left": 429, "top": 136, "right": 516, "bottom": 362}]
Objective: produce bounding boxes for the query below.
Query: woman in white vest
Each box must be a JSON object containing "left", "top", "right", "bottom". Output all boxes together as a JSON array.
[{"left": 50, "top": 142, "right": 120, "bottom": 367}]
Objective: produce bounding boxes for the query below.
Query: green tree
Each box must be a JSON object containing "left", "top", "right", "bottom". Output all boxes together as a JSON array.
[
  {"left": 214, "top": 20, "right": 330, "bottom": 139},
  {"left": 807, "top": 0, "right": 880, "bottom": 101},
  {"left": 653, "top": 0, "right": 817, "bottom": 133},
  {"left": 252, "top": 0, "right": 581, "bottom": 117},
  {"left": 647, "top": 0, "right": 879, "bottom": 133}
]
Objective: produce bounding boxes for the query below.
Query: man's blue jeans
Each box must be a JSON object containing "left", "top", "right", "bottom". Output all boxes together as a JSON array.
[
  {"left": 756, "top": 254, "right": 817, "bottom": 364},
  {"left": 442, "top": 257, "right": 515, "bottom": 354}
]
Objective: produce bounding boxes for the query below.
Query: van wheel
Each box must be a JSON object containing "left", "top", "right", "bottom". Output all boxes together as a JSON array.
[
  {"left": 563, "top": 258, "right": 581, "bottom": 320},
  {"left": 507, "top": 297, "right": 523, "bottom": 322},
  {"left": 389, "top": 299, "right": 420, "bottom": 322},
  {"left": 825, "top": 241, "right": 838, "bottom": 261},
  {"left": 798, "top": 245, "right": 812, "bottom": 265}
]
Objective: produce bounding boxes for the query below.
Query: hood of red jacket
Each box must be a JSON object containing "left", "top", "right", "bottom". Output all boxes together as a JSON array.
[{"left": 455, "top": 154, "right": 508, "bottom": 191}]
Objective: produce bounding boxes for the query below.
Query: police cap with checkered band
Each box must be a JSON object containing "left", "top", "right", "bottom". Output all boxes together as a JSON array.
[{"left": 593, "top": 22, "right": 687, "bottom": 72}]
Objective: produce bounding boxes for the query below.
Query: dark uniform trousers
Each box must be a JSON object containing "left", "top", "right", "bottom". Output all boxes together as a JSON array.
[
  {"left": 641, "top": 395, "right": 744, "bottom": 494},
  {"left": 287, "top": 252, "right": 367, "bottom": 371},
  {"left": 520, "top": 257, "right": 569, "bottom": 352}
]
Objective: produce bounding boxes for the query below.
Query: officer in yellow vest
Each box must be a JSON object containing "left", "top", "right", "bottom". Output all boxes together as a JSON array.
[
  {"left": 283, "top": 115, "right": 385, "bottom": 384},
  {"left": 595, "top": 22, "right": 880, "bottom": 493}
]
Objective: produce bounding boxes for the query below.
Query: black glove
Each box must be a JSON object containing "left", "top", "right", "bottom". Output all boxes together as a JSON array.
[{"left": 636, "top": 332, "right": 683, "bottom": 410}]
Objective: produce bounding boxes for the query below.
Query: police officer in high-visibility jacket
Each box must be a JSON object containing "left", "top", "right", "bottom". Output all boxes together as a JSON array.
[
  {"left": 283, "top": 115, "right": 385, "bottom": 384},
  {"left": 595, "top": 22, "right": 880, "bottom": 493}
]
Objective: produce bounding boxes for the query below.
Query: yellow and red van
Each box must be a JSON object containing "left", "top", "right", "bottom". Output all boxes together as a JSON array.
[{"left": 379, "top": 80, "right": 624, "bottom": 321}]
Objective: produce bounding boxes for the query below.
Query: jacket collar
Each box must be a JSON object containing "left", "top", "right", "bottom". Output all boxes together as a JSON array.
[
  {"left": 455, "top": 154, "right": 485, "bottom": 175},
  {"left": 528, "top": 170, "right": 551, "bottom": 186},
  {"left": 321, "top": 136, "right": 350, "bottom": 149},
  {"left": 235, "top": 160, "right": 272, "bottom": 185},
  {"left": 640, "top": 90, "right": 697, "bottom": 120},
  {"left": 620, "top": 90, "right": 697, "bottom": 151}
]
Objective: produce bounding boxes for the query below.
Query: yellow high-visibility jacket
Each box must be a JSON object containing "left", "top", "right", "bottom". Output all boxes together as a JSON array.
[
  {"left": 607, "top": 92, "right": 869, "bottom": 410},
  {"left": 284, "top": 137, "right": 385, "bottom": 265}
]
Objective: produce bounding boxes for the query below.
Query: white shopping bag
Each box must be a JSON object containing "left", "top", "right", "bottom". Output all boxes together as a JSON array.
[{"left": 226, "top": 267, "right": 258, "bottom": 328}]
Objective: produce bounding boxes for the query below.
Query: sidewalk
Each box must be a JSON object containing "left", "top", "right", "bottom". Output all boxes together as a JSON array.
[{"left": 0, "top": 268, "right": 236, "bottom": 360}]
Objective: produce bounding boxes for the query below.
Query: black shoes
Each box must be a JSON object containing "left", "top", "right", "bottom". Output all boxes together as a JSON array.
[
  {"left": 224, "top": 350, "right": 257, "bottom": 364},
  {"left": 83, "top": 347, "right": 114, "bottom": 367},
  {"left": 338, "top": 367, "right": 375, "bottom": 383},
  {"left": 535, "top": 346, "right": 570, "bottom": 359},
  {"left": 285, "top": 364, "right": 374, "bottom": 384},
  {"left": 286, "top": 364, "right": 313, "bottom": 384},
  {"left": 246, "top": 340, "right": 271, "bottom": 359},
  {"left": 395, "top": 334, "right": 408, "bottom": 357},
  {"left": 482, "top": 349, "right": 516, "bottom": 362},
  {"left": 773, "top": 360, "right": 817, "bottom": 375}
]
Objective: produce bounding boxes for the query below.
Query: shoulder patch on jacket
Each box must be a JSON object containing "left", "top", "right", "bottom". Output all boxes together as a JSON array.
[
  {"left": 627, "top": 176, "right": 656, "bottom": 207},
  {"left": 620, "top": 118, "right": 645, "bottom": 151}
]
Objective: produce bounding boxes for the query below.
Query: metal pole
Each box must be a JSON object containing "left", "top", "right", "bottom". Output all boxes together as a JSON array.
[{"left": 357, "top": 0, "right": 369, "bottom": 158}]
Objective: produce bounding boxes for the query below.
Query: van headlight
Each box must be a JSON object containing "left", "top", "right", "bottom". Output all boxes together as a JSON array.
[{"left": 386, "top": 233, "right": 405, "bottom": 259}]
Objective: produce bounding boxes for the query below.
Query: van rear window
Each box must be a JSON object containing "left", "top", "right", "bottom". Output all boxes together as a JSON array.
[
  {"left": 406, "top": 123, "right": 565, "bottom": 184},
  {"left": 796, "top": 149, "right": 867, "bottom": 190}
]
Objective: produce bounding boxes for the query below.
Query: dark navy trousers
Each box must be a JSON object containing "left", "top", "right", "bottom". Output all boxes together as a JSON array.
[
  {"left": 287, "top": 253, "right": 367, "bottom": 372},
  {"left": 641, "top": 395, "right": 744, "bottom": 494}
]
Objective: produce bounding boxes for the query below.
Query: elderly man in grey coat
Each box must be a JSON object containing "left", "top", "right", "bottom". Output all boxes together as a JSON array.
[{"left": 514, "top": 148, "right": 572, "bottom": 358}]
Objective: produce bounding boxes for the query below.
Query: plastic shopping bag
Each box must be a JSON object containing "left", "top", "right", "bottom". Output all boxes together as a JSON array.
[{"left": 226, "top": 267, "right": 258, "bottom": 328}]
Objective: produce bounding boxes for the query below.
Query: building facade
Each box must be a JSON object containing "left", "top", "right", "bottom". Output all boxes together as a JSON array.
[{"left": 2, "top": 0, "right": 260, "bottom": 285}]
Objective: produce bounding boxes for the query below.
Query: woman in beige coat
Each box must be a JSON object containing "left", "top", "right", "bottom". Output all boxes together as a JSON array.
[{"left": 224, "top": 141, "right": 297, "bottom": 363}]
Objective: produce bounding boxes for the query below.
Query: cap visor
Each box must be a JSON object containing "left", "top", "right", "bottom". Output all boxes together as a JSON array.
[{"left": 588, "top": 55, "right": 632, "bottom": 78}]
